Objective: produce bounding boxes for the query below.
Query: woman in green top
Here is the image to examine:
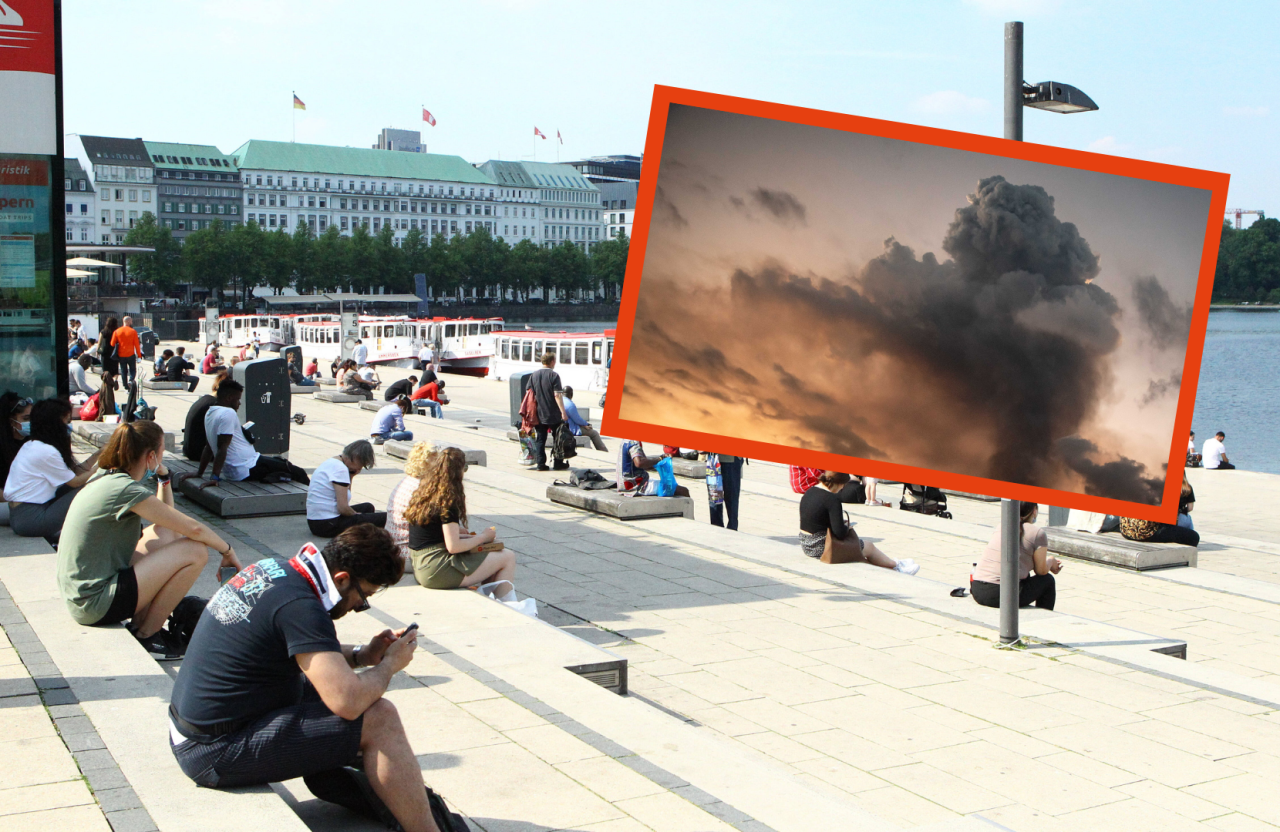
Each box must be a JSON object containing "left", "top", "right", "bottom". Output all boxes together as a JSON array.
[{"left": 57, "top": 421, "right": 242, "bottom": 659}]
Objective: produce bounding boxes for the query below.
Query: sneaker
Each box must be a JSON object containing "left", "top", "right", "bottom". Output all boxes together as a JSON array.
[
  {"left": 865, "top": 499, "right": 891, "bottom": 508},
  {"left": 134, "top": 627, "right": 185, "bottom": 661},
  {"left": 893, "top": 559, "right": 920, "bottom": 576},
  {"left": 552, "top": 461, "right": 570, "bottom": 471},
  {"left": 535, "top": 465, "right": 551, "bottom": 472},
  {"left": 373, "top": 436, "right": 386, "bottom": 445}
]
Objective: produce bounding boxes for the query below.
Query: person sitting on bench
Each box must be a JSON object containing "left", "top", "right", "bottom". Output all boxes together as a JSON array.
[
  {"left": 1202, "top": 431, "right": 1234, "bottom": 470},
  {"left": 799, "top": 472, "right": 916, "bottom": 573},
  {"left": 5, "top": 398, "right": 101, "bottom": 542},
  {"left": 1186, "top": 431, "right": 1201, "bottom": 467},
  {"left": 166, "top": 346, "right": 199, "bottom": 392},
  {"left": 370, "top": 397, "right": 414, "bottom": 445},
  {"left": 405, "top": 447, "right": 514, "bottom": 591},
  {"left": 563, "top": 386, "right": 608, "bottom": 452},
  {"left": 383, "top": 375, "right": 417, "bottom": 402},
  {"left": 386, "top": 442, "right": 436, "bottom": 559},
  {"left": 340, "top": 360, "right": 375, "bottom": 401},
  {"left": 616, "top": 439, "right": 691, "bottom": 497},
  {"left": 191, "top": 380, "right": 310, "bottom": 487},
  {"left": 410, "top": 378, "right": 446, "bottom": 419},
  {"left": 58, "top": 420, "right": 241, "bottom": 660},
  {"left": 154, "top": 349, "right": 174, "bottom": 379},
  {"left": 307, "top": 440, "right": 386, "bottom": 537},
  {"left": 202, "top": 345, "right": 226, "bottom": 376},
  {"left": 168, "top": 525, "right": 442, "bottom": 832},
  {"left": 971, "top": 501, "right": 1061, "bottom": 610}
]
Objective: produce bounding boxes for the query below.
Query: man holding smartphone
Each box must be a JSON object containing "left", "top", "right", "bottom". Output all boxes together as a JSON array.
[{"left": 169, "top": 525, "right": 441, "bottom": 832}]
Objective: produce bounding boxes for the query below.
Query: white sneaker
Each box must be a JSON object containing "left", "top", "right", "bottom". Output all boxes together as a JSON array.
[{"left": 894, "top": 559, "right": 920, "bottom": 576}]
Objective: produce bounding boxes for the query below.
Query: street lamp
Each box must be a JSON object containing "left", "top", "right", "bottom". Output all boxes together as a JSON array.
[{"left": 999, "top": 21, "right": 1098, "bottom": 645}]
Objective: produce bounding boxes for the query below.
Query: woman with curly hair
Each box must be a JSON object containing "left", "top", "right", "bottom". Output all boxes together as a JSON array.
[
  {"left": 385, "top": 441, "right": 437, "bottom": 558},
  {"left": 404, "top": 447, "right": 514, "bottom": 590}
]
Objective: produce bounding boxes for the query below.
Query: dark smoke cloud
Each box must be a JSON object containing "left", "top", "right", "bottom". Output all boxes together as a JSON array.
[
  {"left": 1057, "top": 437, "right": 1163, "bottom": 504},
  {"left": 653, "top": 185, "right": 687, "bottom": 228},
  {"left": 1141, "top": 372, "right": 1182, "bottom": 406},
  {"left": 1132, "top": 275, "right": 1193, "bottom": 350},
  {"left": 750, "top": 188, "right": 807, "bottom": 225}
]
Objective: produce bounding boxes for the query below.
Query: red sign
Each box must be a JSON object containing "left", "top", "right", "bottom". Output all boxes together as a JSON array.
[
  {"left": 0, "top": 1, "right": 56, "bottom": 74},
  {"left": 0, "top": 158, "right": 47, "bottom": 186}
]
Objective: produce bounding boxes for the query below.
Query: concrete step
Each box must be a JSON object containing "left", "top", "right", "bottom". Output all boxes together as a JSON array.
[
  {"left": 314, "top": 391, "right": 363, "bottom": 403},
  {"left": 1047, "top": 527, "right": 1197, "bottom": 570},
  {"left": 167, "top": 457, "right": 308, "bottom": 518},
  {"left": 75, "top": 421, "right": 177, "bottom": 452},
  {"left": 0, "top": 547, "right": 309, "bottom": 832},
  {"left": 142, "top": 380, "right": 186, "bottom": 391},
  {"left": 548, "top": 484, "right": 695, "bottom": 520},
  {"left": 382, "top": 439, "right": 486, "bottom": 467}
]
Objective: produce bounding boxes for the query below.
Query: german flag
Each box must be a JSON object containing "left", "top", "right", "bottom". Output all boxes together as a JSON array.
[{"left": 293, "top": 93, "right": 306, "bottom": 111}]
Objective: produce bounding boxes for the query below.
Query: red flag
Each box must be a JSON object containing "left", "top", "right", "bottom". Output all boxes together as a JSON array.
[
  {"left": 557, "top": 129, "right": 563, "bottom": 145},
  {"left": 534, "top": 127, "right": 546, "bottom": 140},
  {"left": 422, "top": 107, "right": 436, "bottom": 127}
]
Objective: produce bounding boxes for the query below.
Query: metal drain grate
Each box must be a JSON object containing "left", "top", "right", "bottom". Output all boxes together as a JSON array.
[{"left": 565, "top": 659, "right": 628, "bottom": 695}]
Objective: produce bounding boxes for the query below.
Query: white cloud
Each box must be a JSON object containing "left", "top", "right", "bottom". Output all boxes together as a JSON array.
[
  {"left": 1222, "top": 105, "right": 1269, "bottom": 117},
  {"left": 911, "top": 91, "right": 991, "bottom": 115},
  {"left": 1087, "top": 136, "right": 1131, "bottom": 154}
]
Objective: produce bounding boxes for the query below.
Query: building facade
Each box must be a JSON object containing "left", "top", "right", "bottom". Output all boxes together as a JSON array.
[
  {"left": 477, "top": 160, "right": 544, "bottom": 247},
  {"left": 145, "top": 141, "right": 243, "bottom": 241},
  {"left": 569, "top": 154, "right": 642, "bottom": 184},
  {"left": 372, "top": 128, "right": 425, "bottom": 153},
  {"left": 72, "top": 136, "right": 157, "bottom": 244},
  {"left": 63, "top": 158, "right": 96, "bottom": 244},
  {"left": 481, "top": 161, "right": 603, "bottom": 252},
  {"left": 598, "top": 180, "right": 638, "bottom": 240},
  {"left": 232, "top": 140, "right": 506, "bottom": 243}
]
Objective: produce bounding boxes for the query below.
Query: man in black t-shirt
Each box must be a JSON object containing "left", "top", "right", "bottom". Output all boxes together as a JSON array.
[
  {"left": 169, "top": 526, "right": 442, "bottom": 831},
  {"left": 528, "top": 351, "right": 568, "bottom": 471},
  {"left": 166, "top": 346, "right": 199, "bottom": 392},
  {"left": 384, "top": 375, "right": 417, "bottom": 401}
]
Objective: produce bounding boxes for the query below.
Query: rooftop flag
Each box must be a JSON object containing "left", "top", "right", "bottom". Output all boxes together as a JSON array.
[
  {"left": 423, "top": 107, "right": 436, "bottom": 127},
  {"left": 557, "top": 129, "right": 563, "bottom": 145},
  {"left": 534, "top": 126, "right": 546, "bottom": 140},
  {"left": 293, "top": 93, "right": 306, "bottom": 111}
]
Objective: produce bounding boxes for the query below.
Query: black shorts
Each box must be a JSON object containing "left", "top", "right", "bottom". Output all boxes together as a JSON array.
[
  {"left": 94, "top": 567, "right": 138, "bottom": 627},
  {"left": 171, "top": 684, "right": 363, "bottom": 789}
]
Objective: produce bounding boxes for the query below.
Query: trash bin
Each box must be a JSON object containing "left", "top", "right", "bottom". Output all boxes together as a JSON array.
[
  {"left": 509, "top": 371, "right": 532, "bottom": 428},
  {"left": 138, "top": 327, "right": 159, "bottom": 359},
  {"left": 232, "top": 357, "right": 291, "bottom": 455},
  {"left": 281, "top": 345, "right": 302, "bottom": 377}
]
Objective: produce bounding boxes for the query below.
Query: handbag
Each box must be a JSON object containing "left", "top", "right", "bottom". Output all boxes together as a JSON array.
[
  {"left": 705, "top": 453, "right": 724, "bottom": 507},
  {"left": 821, "top": 512, "right": 864, "bottom": 564},
  {"left": 655, "top": 457, "right": 677, "bottom": 497}
]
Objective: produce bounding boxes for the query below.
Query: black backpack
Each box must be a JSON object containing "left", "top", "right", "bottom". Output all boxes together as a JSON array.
[
  {"left": 167, "top": 595, "right": 207, "bottom": 646},
  {"left": 554, "top": 423, "right": 578, "bottom": 460}
]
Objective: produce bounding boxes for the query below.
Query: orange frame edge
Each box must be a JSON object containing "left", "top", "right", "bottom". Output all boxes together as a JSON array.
[{"left": 602, "top": 85, "right": 1230, "bottom": 525}]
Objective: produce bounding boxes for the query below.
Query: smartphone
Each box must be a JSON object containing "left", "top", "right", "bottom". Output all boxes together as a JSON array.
[
  {"left": 242, "top": 421, "right": 255, "bottom": 431},
  {"left": 219, "top": 565, "right": 238, "bottom": 585},
  {"left": 402, "top": 622, "right": 419, "bottom": 637}
]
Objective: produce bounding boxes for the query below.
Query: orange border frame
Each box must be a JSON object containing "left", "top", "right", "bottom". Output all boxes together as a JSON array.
[{"left": 602, "top": 85, "right": 1230, "bottom": 524}]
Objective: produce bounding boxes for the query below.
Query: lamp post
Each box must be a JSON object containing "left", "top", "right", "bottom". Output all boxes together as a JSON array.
[{"left": 999, "top": 21, "right": 1098, "bottom": 644}]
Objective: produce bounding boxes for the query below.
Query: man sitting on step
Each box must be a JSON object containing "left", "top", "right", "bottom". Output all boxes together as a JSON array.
[
  {"left": 169, "top": 525, "right": 444, "bottom": 831},
  {"left": 189, "top": 380, "right": 310, "bottom": 487}
]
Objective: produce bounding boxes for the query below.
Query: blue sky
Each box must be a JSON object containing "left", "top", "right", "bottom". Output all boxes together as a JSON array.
[{"left": 62, "top": 0, "right": 1277, "bottom": 224}]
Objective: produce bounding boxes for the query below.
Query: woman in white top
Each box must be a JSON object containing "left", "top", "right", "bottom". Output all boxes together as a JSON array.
[
  {"left": 0, "top": 392, "right": 33, "bottom": 526},
  {"left": 5, "top": 398, "right": 101, "bottom": 541},
  {"left": 306, "top": 439, "right": 387, "bottom": 537},
  {"left": 386, "top": 441, "right": 436, "bottom": 558}
]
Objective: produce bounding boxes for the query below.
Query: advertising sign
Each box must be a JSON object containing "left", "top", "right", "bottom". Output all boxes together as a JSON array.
[{"left": 607, "top": 86, "right": 1229, "bottom": 523}]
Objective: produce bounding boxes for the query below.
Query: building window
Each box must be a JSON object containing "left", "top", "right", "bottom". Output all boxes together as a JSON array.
[
  {"left": 292, "top": 177, "right": 298, "bottom": 187},
  {"left": 280, "top": 215, "right": 288, "bottom": 228},
  {"left": 307, "top": 196, "right": 315, "bottom": 208},
  {"left": 318, "top": 198, "right": 326, "bottom": 208},
  {"left": 247, "top": 194, "right": 255, "bottom": 205},
  {"left": 230, "top": 205, "right": 239, "bottom": 215},
  {"left": 268, "top": 194, "right": 277, "bottom": 207},
  {"left": 341, "top": 216, "right": 349, "bottom": 231}
]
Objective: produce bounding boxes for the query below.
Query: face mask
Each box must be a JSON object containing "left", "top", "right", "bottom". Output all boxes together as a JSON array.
[
  {"left": 144, "top": 455, "right": 159, "bottom": 480},
  {"left": 16, "top": 422, "right": 30, "bottom": 437},
  {"left": 66, "top": 424, "right": 74, "bottom": 435}
]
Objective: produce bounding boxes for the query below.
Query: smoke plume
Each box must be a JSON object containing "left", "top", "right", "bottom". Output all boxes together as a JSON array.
[
  {"left": 1131, "top": 275, "right": 1193, "bottom": 350},
  {"left": 1057, "top": 437, "right": 1164, "bottom": 503}
]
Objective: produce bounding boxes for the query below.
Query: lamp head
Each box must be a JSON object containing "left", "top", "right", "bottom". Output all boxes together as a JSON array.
[{"left": 1023, "top": 81, "right": 1098, "bottom": 114}]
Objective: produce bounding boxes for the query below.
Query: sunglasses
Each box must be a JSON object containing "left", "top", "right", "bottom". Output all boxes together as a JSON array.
[
  {"left": 351, "top": 581, "right": 372, "bottom": 613},
  {"left": 10, "top": 397, "right": 33, "bottom": 415}
]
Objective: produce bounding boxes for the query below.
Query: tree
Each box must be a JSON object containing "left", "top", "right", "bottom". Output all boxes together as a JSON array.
[
  {"left": 590, "top": 235, "right": 629, "bottom": 301},
  {"left": 310, "top": 225, "right": 346, "bottom": 293},
  {"left": 423, "top": 233, "right": 461, "bottom": 299},
  {"left": 368, "top": 224, "right": 405, "bottom": 294},
  {"left": 509, "top": 239, "right": 545, "bottom": 302},
  {"left": 548, "top": 241, "right": 589, "bottom": 299},
  {"left": 401, "top": 226, "right": 428, "bottom": 293},
  {"left": 223, "top": 220, "right": 263, "bottom": 305},
  {"left": 1214, "top": 216, "right": 1280, "bottom": 301},
  {"left": 345, "top": 223, "right": 374, "bottom": 293},
  {"left": 122, "top": 212, "right": 181, "bottom": 290},
  {"left": 182, "top": 222, "right": 228, "bottom": 300},
  {"left": 287, "top": 221, "right": 315, "bottom": 294},
  {"left": 456, "top": 226, "right": 507, "bottom": 299}
]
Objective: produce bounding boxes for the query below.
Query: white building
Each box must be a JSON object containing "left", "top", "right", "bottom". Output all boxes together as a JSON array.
[
  {"left": 63, "top": 158, "right": 96, "bottom": 245},
  {"left": 231, "top": 140, "right": 510, "bottom": 243},
  {"left": 481, "top": 160, "right": 604, "bottom": 253},
  {"left": 70, "top": 135, "right": 157, "bottom": 244},
  {"left": 598, "top": 180, "right": 638, "bottom": 240}
]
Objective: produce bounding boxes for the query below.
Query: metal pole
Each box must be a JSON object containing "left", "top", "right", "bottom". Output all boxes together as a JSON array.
[
  {"left": 1004, "top": 21, "right": 1023, "bottom": 142},
  {"left": 1000, "top": 20, "right": 1024, "bottom": 643}
]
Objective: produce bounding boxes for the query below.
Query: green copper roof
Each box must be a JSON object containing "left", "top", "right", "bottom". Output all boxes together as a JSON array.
[
  {"left": 520, "top": 161, "right": 599, "bottom": 191},
  {"left": 232, "top": 140, "right": 495, "bottom": 185},
  {"left": 144, "top": 141, "right": 239, "bottom": 172}
]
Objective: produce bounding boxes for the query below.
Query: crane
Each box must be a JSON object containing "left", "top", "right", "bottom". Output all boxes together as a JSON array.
[{"left": 1227, "top": 209, "right": 1265, "bottom": 229}]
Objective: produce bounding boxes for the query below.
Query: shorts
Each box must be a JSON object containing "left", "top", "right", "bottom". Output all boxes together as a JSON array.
[
  {"left": 93, "top": 567, "right": 139, "bottom": 627},
  {"left": 411, "top": 543, "right": 488, "bottom": 589},
  {"left": 171, "top": 684, "right": 363, "bottom": 789}
]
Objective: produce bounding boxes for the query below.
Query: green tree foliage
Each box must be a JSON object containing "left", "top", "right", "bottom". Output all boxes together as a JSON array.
[
  {"left": 1214, "top": 217, "right": 1280, "bottom": 302},
  {"left": 590, "top": 235, "right": 629, "bottom": 301},
  {"left": 122, "top": 212, "right": 182, "bottom": 290},
  {"left": 548, "top": 240, "right": 590, "bottom": 299},
  {"left": 508, "top": 240, "right": 546, "bottom": 302},
  {"left": 182, "top": 221, "right": 228, "bottom": 299}
]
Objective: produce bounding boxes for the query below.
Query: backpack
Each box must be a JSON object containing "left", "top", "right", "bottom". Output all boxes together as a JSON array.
[
  {"left": 554, "top": 422, "right": 578, "bottom": 460},
  {"left": 167, "top": 596, "right": 207, "bottom": 646}
]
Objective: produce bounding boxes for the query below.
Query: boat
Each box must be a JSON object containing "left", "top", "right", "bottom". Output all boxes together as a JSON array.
[
  {"left": 201, "top": 313, "right": 299, "bottom": 351},
  {"left": 490, "top": 329, "right": 614, "bottom": 392},
  {"left": 292, "top": 315, "right": 505, "bottom": 374}
]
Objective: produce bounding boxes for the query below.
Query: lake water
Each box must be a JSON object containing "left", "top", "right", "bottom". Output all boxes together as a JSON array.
[
  {"left": 1192, "top": 310, "right": 1280, "bottom": 474},
  {"left": 542, "top": 312, "right": 1280, "bottom": 474}
]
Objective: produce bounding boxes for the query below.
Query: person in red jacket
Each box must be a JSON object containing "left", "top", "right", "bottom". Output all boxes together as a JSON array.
[{"left": 409, "top": 379, "right": 446, "bottom": 418}]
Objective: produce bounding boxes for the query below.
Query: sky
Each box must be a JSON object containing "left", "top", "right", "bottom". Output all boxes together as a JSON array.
[
  {"left": 619, "top": 103, "right": 1210, "bottom": 505},
  {"left": 61, "top": 0, "right": 1277, "bottom": 222}
]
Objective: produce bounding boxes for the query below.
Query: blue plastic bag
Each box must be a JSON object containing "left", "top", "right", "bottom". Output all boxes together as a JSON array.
[{"left": 655, "top": 457, "right": 677, "bottom": 497}]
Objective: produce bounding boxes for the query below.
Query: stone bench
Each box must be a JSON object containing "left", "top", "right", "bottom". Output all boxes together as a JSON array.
[
  {"left": 671, "top": 456, "right": 704, "bottom": 478},
  {"left": 547, "top": 485, "right": 694, "bottom": 520},
  {"left": 290, "top": 384, "right": 317, "bottom": 394},
  {"left": 384, "top": 439, "right": 487, "bottom": 466},
  {"left": 141, "top": 379, "right": 186, "bottom": 390},
  {"left": 167, "top": 457, "right": 309, "bottom": 518},
  {"left": 314, "top": 390, "right": 364, "bottom": 403},
  {"left": 75, "top": 421, "right": 176, "bottom": 452},
  {"left": 1046, "top": 527, "right": 1197, "bottom": 571},
  {"left": 943, "top": 490, "right": 1000, "bottom": 502},
  {"left": 360, "top": 399, "right": 392, "bottom": 412},
  {"left": 506, "top": 429, "right": 591, "bottom": 448},
  {"left": 317, "top": 376, "right": 337, "bottom": 385}
]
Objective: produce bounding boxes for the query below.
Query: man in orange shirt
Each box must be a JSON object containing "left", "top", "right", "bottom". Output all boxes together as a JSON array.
[{"left": 111, "top": 315, "right": 141, "bottom": 388}]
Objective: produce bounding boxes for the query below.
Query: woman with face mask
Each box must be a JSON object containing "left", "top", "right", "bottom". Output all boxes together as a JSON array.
[
  {"left": 0, "top": 391, "right": 33, "bottom": 526},
  {"left": 57, "top": 420, "right": 242, "bottom": 660},
  {"left": 4, "top": 398, "right": 101, "bottom": 541}
]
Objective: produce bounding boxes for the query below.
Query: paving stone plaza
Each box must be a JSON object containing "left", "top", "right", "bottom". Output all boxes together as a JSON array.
[{"left": 5, "top": 355, "right": 1280, "bottom": 832}]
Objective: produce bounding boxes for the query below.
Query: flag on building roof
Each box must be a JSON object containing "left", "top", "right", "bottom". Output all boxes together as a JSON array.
[
  {"left": 557, "top": 129, "right": 563, "bottom": 145},
  {"left": 422, "top": 107, "right": 436, "bottom": 127},
  {"left": 293, "top": 93, "right": 306, "bottom": 110},
  {"left": 534, "top": 127, "right": 546, "bottom": 140}
]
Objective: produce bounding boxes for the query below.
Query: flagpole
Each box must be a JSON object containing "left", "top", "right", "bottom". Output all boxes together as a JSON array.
[{"left": 292, "top": 91, "right": 295, "bottom": 143}]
